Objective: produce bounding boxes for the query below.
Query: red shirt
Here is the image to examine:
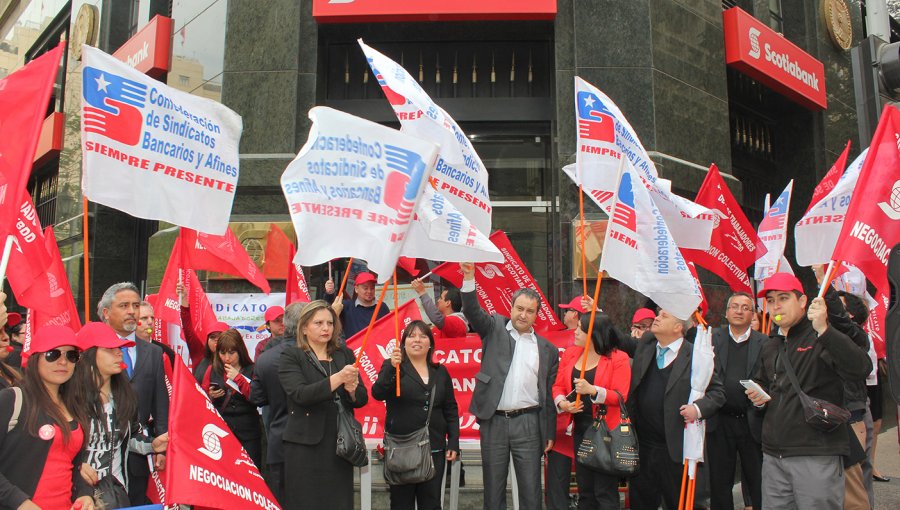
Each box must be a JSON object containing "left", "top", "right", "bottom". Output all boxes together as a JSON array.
[{"left": 33, "top": 423, "right": 84, "bottom": 509}]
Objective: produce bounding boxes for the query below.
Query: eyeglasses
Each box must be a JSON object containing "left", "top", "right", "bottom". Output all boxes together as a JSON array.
[
  {"left": 727, "top": 304, "right": 754, "bottom": 312},
  {"left": 631, "top": 324, "right": 650, "bottom": 331},
  {"left": 44, "top": 349, "right": 81, "bottom": 364}
]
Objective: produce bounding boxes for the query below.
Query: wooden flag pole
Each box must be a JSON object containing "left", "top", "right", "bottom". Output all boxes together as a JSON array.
[
  {"left": 574, "top": 272, "right": 604, "bottom": 407},
  {"left": 393, "top": 271, "right": 401, "bottom": 397},
  {"left": 82, "top": 197, "right": 91, "bottom": 321},
  {"left": 0, "top": 236, "right": 15, "bottom": 289},
  {"left": 578, "top": 184, "right": 588, "bottom": 297},
  {"left": 336, "top": 257, "right": 354, "bottom": 298},
  {"left": 354, "top": 280, "right": 390, "bottom": 367}
]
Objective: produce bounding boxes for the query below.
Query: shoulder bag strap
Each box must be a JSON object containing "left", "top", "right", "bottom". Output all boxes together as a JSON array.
[
  {"left": 779, "top": 344, "right": 807, "bottom": 399},
  {"left": 423, "top": 388, "right": 437, "bottom": 427},
  {"left": 7, "top": 387, "right": 22, "bottom": 433},
  {"left": 612, "top": 390, "right": 630, "bottom": 422}
]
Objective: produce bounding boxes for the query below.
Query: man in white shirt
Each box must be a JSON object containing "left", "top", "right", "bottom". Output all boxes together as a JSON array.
[{"left": 458, "top": 262, "right": 559, "bottom": 510}]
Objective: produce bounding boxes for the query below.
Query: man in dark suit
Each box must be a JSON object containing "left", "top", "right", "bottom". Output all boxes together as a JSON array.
[
  {"left": 458, "top": 262, "right": 558, "bottom": 510},
  {"left": 99, "top": 282, "right": 169, "bottom": 505},
  {"left": 251, "top": 301, "right": 303, "bottom": 504},
  {"left": 707, "top": 292, "right": 767, "bottom": 510},
  {"left": 627, "top": 308, "right": 725, "bottom": 510}
]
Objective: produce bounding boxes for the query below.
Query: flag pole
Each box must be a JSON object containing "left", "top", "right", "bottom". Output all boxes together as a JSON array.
[
  {"left": 336, "top": 258, "right": 354, "bottom": 298},
  {"left": 0, "top": 235, "right": 15, "bottom": 289},
  {"left": 677, "top": 460, "right": 689, "bottom": 510},
  {"left": 818, "top": 260, "right": 843, "bottom": 299},
  {"left": 82, "top": 197, "right": 91, "bottom": 321},
  {"left": 392, "top": 271, "right": 401, "bottom": 397},
  {"left": 354, "top": 280, "right": 390, "bottom": 367},
  {"left": 574, "top": 272, "right": 603, "bottom": 407},
  {"left": 578, "top": 184, "right": 588, "bottom": 297}
]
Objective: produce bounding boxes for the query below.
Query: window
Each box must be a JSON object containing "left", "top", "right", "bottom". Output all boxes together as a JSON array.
[{"left": 768, "top": 0, "right": 783, "bottom": 33}]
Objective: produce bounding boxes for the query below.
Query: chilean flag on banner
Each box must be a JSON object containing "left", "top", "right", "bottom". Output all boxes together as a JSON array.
[
  {"left": 599, "top": 160, "right": 702, "bottom": 320},
  {"left": 164, "top": 358, "right": 280, "bottom": 509},
  {"left": 754, "top": 181, "right": 793, "bottom": 281}
]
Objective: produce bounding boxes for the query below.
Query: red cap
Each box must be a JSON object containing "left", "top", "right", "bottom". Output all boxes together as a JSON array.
[
  {"left": 76, "top": 322, "right": 135, "bottom": 349},
  {"left": 632, "top": 308, "right": 656, "bottom": 324},
  {"left": 355, "top": 272, "right": 377, "bottom": 286},
  {"left": 558, "top": 296, "right": 586, "bottom": 314},
  {"left": 203, "top": 321, "right": 229, "bottom": 339},
  {"left": 22, "top": 325, "right": 79, "bottom": 361},
  {"left": 757, "top": 273, "right": 804, "bottom": 298},
  {"left": 264, "top": 306, "right": 285, "bottom": 322},
  {"left": 6, "top": 312, "right": 21, "bottom": 328}
]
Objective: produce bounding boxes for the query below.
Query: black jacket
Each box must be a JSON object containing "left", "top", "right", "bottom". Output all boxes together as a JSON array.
[
  {"left": 371, "top": 358, "right": 460, "bottom": 453},
  {"left": 753, "top": 317, "right": 872, "bottom": 457},
  {"left": 627, "top": 333, "right": 726, "bottom": 463},
  {"left": 279, "top": 346, "right": 368, "bottom": 445},
  {"left": 707, "top": 326, "right": 769, "bottom": 444},
  {"left": 128, "top": 339, "right": 169, "bottom": 478},
  {"left": 251, "top": 340, "right": 291, "bottom": 464},
  {"left": 823, "top": 288, "right": 872, "bottom": 412},
  {"left": 0, "top": 388, "right": 93, "bottom": 509}
]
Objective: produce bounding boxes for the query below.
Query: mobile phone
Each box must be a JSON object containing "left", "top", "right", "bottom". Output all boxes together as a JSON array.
[
  {"left": 565, "top": 389, "right": 577, "bottom": 402},
  {"left": 739, "top": 380, "right": 771, "bottom": 401},
  {"left": 209, "top": 382, "right": 222, "bottom": 391}
]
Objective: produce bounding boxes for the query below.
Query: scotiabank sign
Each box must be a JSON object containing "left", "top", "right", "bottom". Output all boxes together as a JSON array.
[
  {"left": 313, "top": 0, "right": 556, "bottom": 23},
  {"left": 723, "top": 7, "right": 826, "bottom": 110},
  {"left": 112, "top": 15, "right": 172, "bottom": 78}
]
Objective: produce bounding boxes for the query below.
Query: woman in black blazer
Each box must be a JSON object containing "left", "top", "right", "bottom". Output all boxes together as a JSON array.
[
  {"left": 278, "top": 300, "right": 368, "bottom": 510},
  {"left": 372, "top": 320, "right": 460, "bottom": 510}
]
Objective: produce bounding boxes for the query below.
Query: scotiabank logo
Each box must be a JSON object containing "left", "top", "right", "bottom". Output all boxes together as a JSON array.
[{"left": 748, "top": 28, "right": 761, "bottom": 58}]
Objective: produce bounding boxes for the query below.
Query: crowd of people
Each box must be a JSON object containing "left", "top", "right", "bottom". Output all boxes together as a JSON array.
[{"left": 0, "top": 258, "right": 890, "bottom": 510}]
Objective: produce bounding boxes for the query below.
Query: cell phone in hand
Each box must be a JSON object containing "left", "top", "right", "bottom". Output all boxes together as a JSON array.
[
  {"left": 739, "top": 380, "right": 771, "bottom": 401},
  {"left": 209, "top": 383, "right": 221, "bottom": 391},
  {"left": 565, "top": 389, "right": 577, "bottom": 402}
]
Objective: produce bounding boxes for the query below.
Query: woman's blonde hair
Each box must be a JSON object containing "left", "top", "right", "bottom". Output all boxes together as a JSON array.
[{"left": 295, "top": 300, "right": 342, "bottom": 355}]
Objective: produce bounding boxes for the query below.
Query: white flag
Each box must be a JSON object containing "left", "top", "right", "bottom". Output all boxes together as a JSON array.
[
  {"left": 80, "top": 45, "right": 242, "bottom": 235},
  {"left": 598, "top": 160, "right": 702, "bottom": 320},
  {"left": 572, "top": 77, "right": 714, "bottom": 249},
  {"left": 360, "top": 40, "right": 492, "bottom": 236},
  {"left": 281, "top": 107, "right": 438, "bottom": 282},
  {"left": 754, "top": 181, "right": 793, "bottom": 280},
  {"left": 794, "top": 149, "right": 866, "bottom": 267}
]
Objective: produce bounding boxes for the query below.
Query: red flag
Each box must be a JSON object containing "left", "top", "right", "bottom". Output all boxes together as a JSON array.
[
  {"left": 396, "top": 256, "right": 420, "bottom": 277},
  {"left": 805, "top": 141, "right": 851, "bottom": 213},
  {"left": 4, "top": 196, "right": 56, "bottom": 313},
  {"left": 285, "top": 249, "right": 311, "bottom": 306},
  {"left": 832, "top": 105, "right": 900, "bottom": 307},
  {"left": 181, "top": 227, "right": 271, "bottom": 293},
  {"left": 683, "top": 164, "right": 766, "bottom": 292},
  {"left": 29, "top": 226, "right": 82, "bottom": 332},
  {"left": 432, "top": 231, "right": 563, "bottom": 331},
  {"left": 262, "top": 224, "right": 293, "bottom": 279},
  {"left": 0, "top": 43, "right": 64, "bottom": 233},
  {"left": 866, "top": 290, "right": 888, "bottom": 360},
  {"left": 686, "top": 261, "right": 709, "bottom": 316},
  {"left": 345, "top": 299, "right": 423, "bottom": 438},
  {"left": 164, "top": 358, "right": 280, "bottom": 509}
]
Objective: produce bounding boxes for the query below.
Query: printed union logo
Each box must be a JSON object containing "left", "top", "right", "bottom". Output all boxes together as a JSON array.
[
  {"left": 197, "top": 423, "right": 229, "bottom": 461},
  {"left": 748, "top": 27, "right": 762, "bottom": 59},
  {"left": 876, "top": 180, "right": 900, "bottom": 220},
  {"left": 383, "top": 144, "right": 427, "bottom": 225},
  {"left": 576, "top": 91, "right": 616, "bottom": 143},
  {"left": 612, "top": 173, "right": 637, "bottom": 232},
  {"left": 82, "top": 66, "right": 147, "bottom": 146},
  {"left": 477, "top": 263, "right": 504, "bottom": 279}
]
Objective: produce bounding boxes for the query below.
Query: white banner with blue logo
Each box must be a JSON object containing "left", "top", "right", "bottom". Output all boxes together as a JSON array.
[
  {"left": 570, "top": 76, "right": 715, "bottom": 250},
  {"left": 281, "top": 107, "right": 438, "bottom": 283},
  {"left": 754, "top": 181, "right": 793, "bottom": 280},
  {"left": 80, "top": 45, "right": 242, "bottom": 235},
  {"left": 599, "top": 159, "right": 702, "bottom": 320},
  {"left": 795, "top": 149, "right": 866, "bottom": 267},
  {"left": 359, "top": 40, "right": 492, "bottom": 237}
]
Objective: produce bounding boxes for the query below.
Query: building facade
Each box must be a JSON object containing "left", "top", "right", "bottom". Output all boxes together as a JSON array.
[{"left": 0, "top": 0, "right": 867, "bottom": 326}]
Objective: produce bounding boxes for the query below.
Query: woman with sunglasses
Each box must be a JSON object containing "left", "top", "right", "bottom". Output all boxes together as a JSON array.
[
  {"left": 0, "top": 325, "right": 95, "bottom": 510},
  {"left": 372, "top": 320, "right": 460, "bottom": 510},
  {"left": 70, "top": 322, "right": 169, "bottom": 508}
]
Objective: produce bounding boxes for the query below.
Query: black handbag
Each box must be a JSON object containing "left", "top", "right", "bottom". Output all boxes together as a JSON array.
[
  {"left": 575, "top": 390, "right": 639, "bottom": 477},
  {"left": 94, "top": 475, "right": 130, "bottom": 510},
  {"left": 383, "top": 390, "right": 436, "bottom": 485},
  {"left": 335, "top": 396, "right": 369, "bottom": 467},
  {"left": 307, "top": 350, "right": 369, "bottom": 467},
  {"left": 780, "top": 345, "right": 850, "bottom": 433}
]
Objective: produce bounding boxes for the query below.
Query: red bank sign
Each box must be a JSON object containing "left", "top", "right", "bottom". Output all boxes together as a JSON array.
[
  {"left": 313, "top": 0, "right": 557, "bottom": 23},
  {"left": 112, "top": 15, "right": 172, "bottom": 78},
  {"left": 723, "top": 7, "right": 826, "bottom": 110}
]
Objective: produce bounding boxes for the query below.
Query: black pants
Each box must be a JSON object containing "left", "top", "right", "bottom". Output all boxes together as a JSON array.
[
  {"left": 546, "top": 450, "right": 573, "bottom": 510},
  {"left": 266, "top": 462, "right": 285, "bottom": 505},
  {"left": 628, "top": 441, "right": 684, "bottom": 510},
  {"left": 707, "top": 415, "right": 762, "bottom": 510},
  {"left": 388, "top": 451, "right": 447, "bottom": 510}
]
